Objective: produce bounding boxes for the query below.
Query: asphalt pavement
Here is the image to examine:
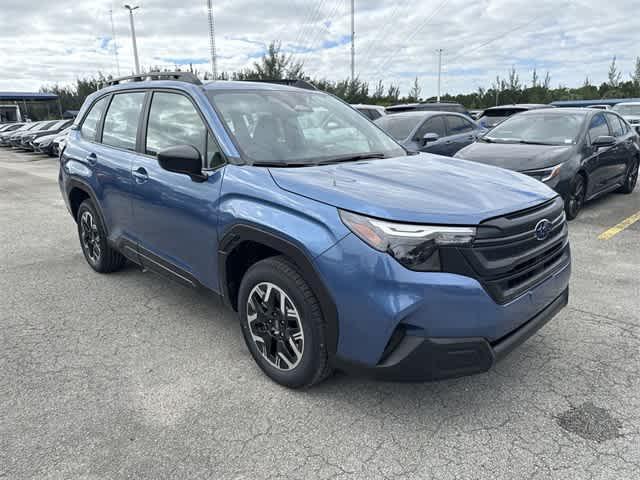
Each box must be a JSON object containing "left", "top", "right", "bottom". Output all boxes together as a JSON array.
[{"left": 1, "top": 148, "right": 639, "bottom": 479}]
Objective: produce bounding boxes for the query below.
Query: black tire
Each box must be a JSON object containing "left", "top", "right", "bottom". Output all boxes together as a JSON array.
[
  {"left": 76, "top": 200, "right": 126, "bottom": 273},
  {"left": 564, "top": 174, "right": 586, "bottom": 221},
  {"left": 617, "top": 158, "right": 638, "bottom": 194},
  {"left": 237, "top": 256, "right": 332, "bottom": 388}
]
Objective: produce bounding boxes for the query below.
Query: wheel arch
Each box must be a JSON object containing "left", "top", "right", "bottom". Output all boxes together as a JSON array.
[
  {"left": 66, "top": 179, "right": 107, "bottom": 231},
  {"left": 218, "top": 224, "right": 339, "bottom": 358}
]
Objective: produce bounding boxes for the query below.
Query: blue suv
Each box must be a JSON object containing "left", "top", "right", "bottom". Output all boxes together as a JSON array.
[{"left": 59, "top": 73, "right": 571, "bottom": 388}]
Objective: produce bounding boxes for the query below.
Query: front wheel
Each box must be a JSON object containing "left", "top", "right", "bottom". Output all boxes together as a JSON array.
[
  {"left": 564, "top": 174, "right": 586, "bottom": 221},
  {"left": 618, "top": 158, "right": 638, "bottom": 194},
  {"left": 238, "top": 256, "right": 332, "bottom": 388}
]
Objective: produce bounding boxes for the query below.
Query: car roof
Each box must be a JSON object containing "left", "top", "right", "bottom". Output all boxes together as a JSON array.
[
  {"left": 614, "top": 102, "right": 640, "bottom": 106},
  {"left": 484, "top": 104, "right": 550, "bottom": 111},
  {"left": 519, "top": 107, "right": 591, "bottom": 116},
  {"left": 379, "top": 110, "right": 466, "bottom": 119},
  {"left": 387, "top": 102, "right": 462, "bottom": 109},
  {"left": 351, "top": 104, "right": 384, "bottom": 109}
]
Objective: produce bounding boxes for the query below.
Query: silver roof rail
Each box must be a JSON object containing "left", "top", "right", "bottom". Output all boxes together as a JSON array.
[{"left": 104, "top": 71, "right": 202, "bottom": 87}]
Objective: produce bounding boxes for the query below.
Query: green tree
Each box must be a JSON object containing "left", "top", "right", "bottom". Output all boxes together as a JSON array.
[
  {"left": 408, "top": 77, "right": 421, "bottom": 102},
  {"left": 608, "top": 56, "right": 622, "bottom": 88},
  {"left": 235, "top": 41, "right": 304, "bottom": 80}
]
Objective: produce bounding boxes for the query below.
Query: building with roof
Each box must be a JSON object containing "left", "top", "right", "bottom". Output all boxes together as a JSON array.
[{"left": 0, "top": 92, "right": 61, "bottom": 122}]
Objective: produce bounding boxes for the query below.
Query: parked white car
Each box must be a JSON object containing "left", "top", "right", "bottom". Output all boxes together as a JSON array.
[{"left": 612, "top": 102, "right": 640, "bottom": 132}]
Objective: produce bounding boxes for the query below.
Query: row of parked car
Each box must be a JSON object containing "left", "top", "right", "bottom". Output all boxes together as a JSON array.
[
  {"left": 353, "top": 101, "right": 639, "bottom": 220},
  {"left": 0, "top": 119, "right": 72, "bottom": 156}
]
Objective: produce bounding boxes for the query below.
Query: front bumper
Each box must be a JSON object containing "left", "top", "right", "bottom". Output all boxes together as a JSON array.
[
  {"left": 342, "top": 288, "right": 568, "bottom": 381},
  {"left": 315, "top": 232, "right": 571, "bottom": 380}
]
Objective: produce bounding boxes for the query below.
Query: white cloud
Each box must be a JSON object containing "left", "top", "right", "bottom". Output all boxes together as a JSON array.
[{"left": 0, "top": 0, "right": 637, "bottom": 97}]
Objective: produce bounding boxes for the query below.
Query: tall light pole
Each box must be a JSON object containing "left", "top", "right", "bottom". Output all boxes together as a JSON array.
[
  {"left": 124, "top": 5, "right": 140, "bottom": 74},
  {"left": 436, "top": 48, "right": 443, "bottom": 102},
  {"left": 350, "top": 0, "right": 355, "bottom": 82},
  {"left": 109, "top": 9, "right": 120, "bottom": 76},
  {"left": 207, "top": 0, "right": 217, "bottom": 80}
]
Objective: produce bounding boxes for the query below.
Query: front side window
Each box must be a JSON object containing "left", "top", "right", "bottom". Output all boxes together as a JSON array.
[
  {"left": 416, "top": 116, "right": 447, "bottom": 138},
  {"left": 445, "top": 115, "right": 474, "bottom": 134},
  {"left": 208, "top": 90, "right": 404, "bottom": 165},
  {"left": 606, "top": 114, "right": 625, "bottom": 137},
  {"left": 81, "top": 96, "right": 108, "bottom": 141},
  {"left": 102, "top": 92, "right": 146, "bottom": 151},
  {"left": 588, "top": 114, "right": 610, "bottom": 141}
]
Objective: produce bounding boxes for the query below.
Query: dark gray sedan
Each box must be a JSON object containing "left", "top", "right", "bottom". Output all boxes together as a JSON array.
[{"left": 374, "top": 111, "right": 484, "bottom": 156}]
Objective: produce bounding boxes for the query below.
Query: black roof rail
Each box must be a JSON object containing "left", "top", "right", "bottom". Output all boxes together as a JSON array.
[
  {"left": 104, "top": 71, "right": 202, "bottom": 87},
  {"left": 243, "top": 79, "right": 318, "bottom": 91}
]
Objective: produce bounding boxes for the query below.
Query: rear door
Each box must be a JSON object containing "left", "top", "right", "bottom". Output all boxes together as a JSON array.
[
  {"left": 128, "top": 90, "right": 226, "bottom": 291},
  {"left": 415, "top": 115, "right": 449, "bottom": 155},
  {"left": 605, "top": 113, "right": 633, "bottom": 184},
  {"left": 63, "top": 93, "right": 141, "bottom": 245},
  {"left": 443, "top": 115, "right": 478, "bottom": 155}
]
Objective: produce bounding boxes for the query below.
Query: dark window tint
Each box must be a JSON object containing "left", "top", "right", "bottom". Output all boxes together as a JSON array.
[
  {"left": 368, "top": 109, "right": 382, "bottom": 120},
  {"left": 588, "top": 114, "right": 610, "bottom": 141},
  {"left": 81, "top": 97, "right": 109, "bottom": 141},
  {"left": 102, "top": 92, "right": 146, "bottom": 151},
  {"left": 606, "top": 114, "right": 625, "bottom": 137},
  {"left": 445, "top": 115, "right": 474, "bottom": 134},
  {"left": 416, "top": 116, "right": 447, "bottom": 138}
]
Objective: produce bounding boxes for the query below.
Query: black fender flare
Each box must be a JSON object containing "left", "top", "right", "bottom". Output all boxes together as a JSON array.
[
  {"left": 218, "top": 224, "right": 339, "bottom": 358},
  {"left": 66, "top": 178, "right": 108, "bottom": 231}
]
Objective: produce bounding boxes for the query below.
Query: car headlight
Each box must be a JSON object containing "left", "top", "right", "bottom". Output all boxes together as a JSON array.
[
  {"left": 339, "top": 210, "right": 476, "bottom": 271},
  {"left": 524, "top": 163, "right": 562, "bottom": 182}
]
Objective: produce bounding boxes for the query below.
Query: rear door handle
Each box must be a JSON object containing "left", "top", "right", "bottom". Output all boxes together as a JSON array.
[
  {"left": 85, "top": 153, "right": 97, "bottom": 165},
  {"left": 132, "top": 167, "right": 148, "bottom": 183}
]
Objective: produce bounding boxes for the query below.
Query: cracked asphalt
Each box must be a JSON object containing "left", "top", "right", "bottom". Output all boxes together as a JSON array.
[{"left": 1, "top": 148, "right": 639, "bottom": 479}]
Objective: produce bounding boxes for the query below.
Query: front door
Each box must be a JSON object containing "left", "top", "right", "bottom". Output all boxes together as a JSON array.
[{"left": 129, "top": 90, "right": 226, "bottom": 292}]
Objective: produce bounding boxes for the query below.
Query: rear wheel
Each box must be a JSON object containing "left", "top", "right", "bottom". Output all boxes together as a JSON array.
[
  {"left": 564, "top": 174, "right": 586, "bottom": 220},
  {"left": 77, "top": 200, "right": 126, "bottom": 273},
  {"left": 238, "top": 256, "right": 332, "bottom": 388},
  {"left": 618, "top": 158, "right": 638, "bottom": 194}
]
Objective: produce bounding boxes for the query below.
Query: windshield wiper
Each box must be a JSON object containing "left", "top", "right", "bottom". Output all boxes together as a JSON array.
[
  {"left": 516, "top": 140, "right": 561, "bottom": 146},
  {"left": 314, "top": 152, "right": 387, "bottom": 165},
  {"left": 251, "top": 161, "right": 310, "bottom": 167}
]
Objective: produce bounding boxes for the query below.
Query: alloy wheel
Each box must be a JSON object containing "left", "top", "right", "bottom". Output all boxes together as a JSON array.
[
  {"left": 246, "top": 282, "right": 304, "bottom": 371},
  {"left": 80, "top": 210, "right": 101, "bottom": 264},
  {"left": 628, "top": 161, "right": 638, "bottom": 190}
]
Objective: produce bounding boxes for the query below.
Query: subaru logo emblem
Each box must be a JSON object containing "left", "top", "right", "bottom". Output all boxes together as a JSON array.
[{"left": 534, "top": 219, "right": 552, "bottom": 241}]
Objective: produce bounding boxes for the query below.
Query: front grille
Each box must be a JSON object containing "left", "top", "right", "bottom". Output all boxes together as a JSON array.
[{"left": 462, "top": 196, "right": 570, "bottom": 304}]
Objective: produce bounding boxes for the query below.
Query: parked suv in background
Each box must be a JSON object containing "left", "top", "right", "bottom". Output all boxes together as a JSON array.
[
  {"left": 60, "top": 73, "right": 571, "bottom": 388},
  {"left": 351, "top": 104, "right": 386, "bottom": 121},
  {"left": 476, "top": 104, "right": 550, "bottom": 129}
]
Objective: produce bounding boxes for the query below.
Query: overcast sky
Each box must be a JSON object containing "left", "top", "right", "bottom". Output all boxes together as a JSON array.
[{"left": 0, "top": 0, "right": 637, "bottom": 97}]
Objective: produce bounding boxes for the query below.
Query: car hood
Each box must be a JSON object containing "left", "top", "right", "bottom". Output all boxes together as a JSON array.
[
  {"left": 268, "top": 154, "right": 556, "bottom": 225},
  {"left": 455, "top": 142, "right": 575, "bottom": 171}
]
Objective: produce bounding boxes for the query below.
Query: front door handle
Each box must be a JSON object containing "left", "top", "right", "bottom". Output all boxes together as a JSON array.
[
  {"left": 85, "top": 153, "right": 97, "bottom": 165},
  {"left": 132, "top": 167, "right": 148, "bottom": 183}
]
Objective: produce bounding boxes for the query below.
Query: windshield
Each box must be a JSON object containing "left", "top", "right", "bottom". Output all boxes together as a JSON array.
[
  {"left": 374, "top": 115, "right": 422, "bottom": 140},
  {"left": 485, "top": 113, "right": 585, "bottom": 145},
  {"left": 612, "top": 104, "right": 640, "bottom": 116},
  {"left": 207, "top": 89, "right": 404, "bottom": 164}
]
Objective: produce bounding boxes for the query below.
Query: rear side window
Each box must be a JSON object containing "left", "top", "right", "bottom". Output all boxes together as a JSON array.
[
  {"left": 588, "top": 114, "right": 610, "bottom": 141},
  {"left": 81, "top": 97, "right": 108, "bottom": 141},
  {"left": 146, "top": 92, "right": 223, "bottom": 169},
  {"left": 445, "top": 115, "right": 474, "bottom": 134},
  {"left": 416, "top": 116, "right": 447, "bottom": 138},
  {"left": 102, "top": 92, "right": 146, "bottom": 151}
]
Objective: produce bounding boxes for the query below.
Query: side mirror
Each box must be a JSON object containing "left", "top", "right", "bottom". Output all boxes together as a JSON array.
[
  {"left": 157, "top": 145, "right": 206, "bottom": 182},
  {"left": 592, "top": 135, "right": 616, "bottom": 148},
  {"left": 422, "top": 132, "right": 440, "bottom": 145}
]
